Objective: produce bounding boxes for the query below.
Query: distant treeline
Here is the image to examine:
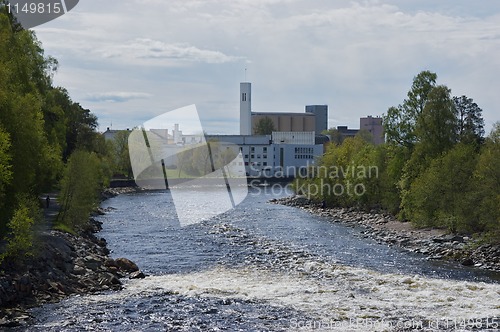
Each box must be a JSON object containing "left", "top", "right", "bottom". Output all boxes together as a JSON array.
[
  {"left": 0, "top": 7, "right": 128, "bottom": 266},
  {"left": 296, "top": 71, "right": 499, "bottom": 242}
]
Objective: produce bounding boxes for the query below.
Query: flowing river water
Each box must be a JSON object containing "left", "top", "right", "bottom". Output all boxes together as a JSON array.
[{"left": 24, "top": 187, "right": 500, "bottom": 331}]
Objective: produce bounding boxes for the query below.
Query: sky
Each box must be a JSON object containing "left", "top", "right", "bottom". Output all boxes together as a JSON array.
[{"left": 32, "top": 0, "right": 500, "bottom": 134}]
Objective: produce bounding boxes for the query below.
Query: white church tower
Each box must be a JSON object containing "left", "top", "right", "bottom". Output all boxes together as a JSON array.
[{"left": 240, "top": 82, "right": 252, "bottom": 135}]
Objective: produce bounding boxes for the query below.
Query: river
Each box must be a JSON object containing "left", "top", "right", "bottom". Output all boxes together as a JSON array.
[{"left": 24, "top": 187, "right": 500, "bottom": 331}]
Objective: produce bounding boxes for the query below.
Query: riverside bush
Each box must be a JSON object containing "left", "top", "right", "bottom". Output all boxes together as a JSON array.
[
  {"left": 57, "top": 150, "right": 106, "bottom": 232},
  {"left": 0, "top": 197, "right": 41, "bottom": 266}
]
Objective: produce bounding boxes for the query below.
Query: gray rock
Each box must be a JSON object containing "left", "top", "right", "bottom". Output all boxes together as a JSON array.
[
  {"left": 98, "top": 273, "right": 121, "bottom": 286},
  {"left": 83, "top": 256, "right": 102, "bottom": 271},
  {"left": 129, "top": 271, "right": 146, "bottom": 279}
]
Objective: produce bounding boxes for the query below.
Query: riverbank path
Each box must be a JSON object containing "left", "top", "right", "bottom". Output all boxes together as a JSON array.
[{"left": 39, "top": 193, "right": 60, "bottom": 232}]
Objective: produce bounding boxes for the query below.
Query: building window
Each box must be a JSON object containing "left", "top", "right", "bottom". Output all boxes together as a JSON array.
[
  {"left": 257, "top": 154, "right": 261, "bottom": 159},
  {"left": 251, "top": 154, "right": 255, "bottom": 159},
  {"left": 263, "top": 147, "right": 267, "bottom": 152},
  {"left": 242, "top": 93, "right": 247, "bottom": 102},
  {"left": 263, "top": 154, "right": 267, "bottom": 159},
  {"left": 263, "top": 162, "right": 267, "bottom": 166},
  {"left": 251, "top": 146, "right": 255, "bottom": 152},
  {"left": 245, "top": 162, "right": 249, "bottom": 166},
  {"left": 245, "top": 154, "right": 248, "bottom": 159}
]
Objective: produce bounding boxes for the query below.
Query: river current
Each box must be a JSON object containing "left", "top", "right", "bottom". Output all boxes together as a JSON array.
[{"left": 23, "top": 187, "right": 500, "bottom": 331}]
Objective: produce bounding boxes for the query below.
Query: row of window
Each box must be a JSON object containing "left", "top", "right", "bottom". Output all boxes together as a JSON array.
[
  {"left": 245, "top": 162, "right": 268, "bottom": 167},
  {"left": 245, "top": 154, "right": 268, "bottom": 159},
  {"left": 250, "top": 146, "right": 268, "bottom": 153},
  {"left": 295, "top": 155, "right": 314, "bottom": 160},
  {"left": 295, "top": 147, "right": 314, "bottom": 154}
]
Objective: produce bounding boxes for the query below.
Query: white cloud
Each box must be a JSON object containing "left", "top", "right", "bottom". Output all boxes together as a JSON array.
[
  {"left": 85, "top": 91, "right": 153, "bottom": 103},
  {"left": 99, "top": 39, "right": 242, "bottom": 65},
  {"left": 33, "top": 0, "right": 500, "bottom": 133}
]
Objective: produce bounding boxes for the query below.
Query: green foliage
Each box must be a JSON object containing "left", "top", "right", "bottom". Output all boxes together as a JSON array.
[
  {"left": 254, "top": 117, "right": 276, "bottom": 135},
  {"left": 110, "top": 130, "right": 132, "bottom": 178},
  {"left": 354, "top": 129, "right": 374, "bottom": 144},
  {"left": 403, "top": 144, "right": 478, "bottom": 232},
  {"left": 415, "top": 85, "right": 457, "bottom": 158},
  {"left": 453, "top": 95, "right": 485, "bottom": 146},
  {"left": 379, "top": 145, "right": 410, "bottom": 214},
  {"left": 0, "top": 127, "right": 12, "bottom": 208},
  {"left": 383, "top": 71, "right": 437, "bottom": 148},
  {"left": 300, "top": 70, "right": 498, "bottom": 242},
  {"left": 1, "top": 207, "right": 34, "bottom": 262},
  {"left": 0, "top": 12, "right": 63, "bottom": 233},
  {"left": 0, "top": 9, "right": 106, "bottom": 244},
  {"left": 0, "top": 196, "right": 41, "bottom": 266},
  {"left": 297, "top": 136, "right": 381, "bottom": 209},
  {"left": 472, "top": 123, "right": 500, "bottom": 237},
  {"left": 57, "top": 150, "right": 106, "bottom": 232}
]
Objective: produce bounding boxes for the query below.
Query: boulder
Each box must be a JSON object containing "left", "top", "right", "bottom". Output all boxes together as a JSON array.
[
  {"left": 114, "top": 258, "right": 139, "bottom": 272},
  {"left": 461, "top": 257, "right": 474, "bottom": 266}
]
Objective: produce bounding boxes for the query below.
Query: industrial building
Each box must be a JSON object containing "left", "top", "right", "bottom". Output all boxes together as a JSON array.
[
  {"left": 251, "top": 112, "right": 315, "bottom": 134},
  {"left": 360, "top": 116, "right": 384, "bottom": 145},
  {"left": 240, "top": 82, "right": 328, "bottom": 136},
  {"left": 104, "top": 81, "right": 336, "bottom": 179},
  {"left": 333, "top": 116, "right": 384, "bottom": 145}
]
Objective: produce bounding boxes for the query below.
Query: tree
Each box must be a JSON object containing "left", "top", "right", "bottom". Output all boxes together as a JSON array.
[
  {"left": 355, "top": 129, "right": 374, "bottom": 144},
  {"left": 254, "top": 117, "right": 276, "bottom": 135},
  {"left": 66, "top": 102, "right": 99, "bottom": 156},
  {"left": 57, "top": 151, "right": 104, "bottom": 232},
  {"left": 111, "top": 130, "right": 132, "bottom": 178},
  {"left": 472, "top": 122, "right": 500, "bottom": 237},
  {"left": 453, "top": 95, "right": 485, "bottom": 146},
  {"left": 403, "top": 144, "right": 478, "bottom": 232},
  {"left": 415, "top": 85, "right": 457, "bottom": 158},
  {"left": 383, "top": 71, "right": 437, "bottom": 148},
  {"left": 0, "top": 127, "right": 12, "bottom": 211}
]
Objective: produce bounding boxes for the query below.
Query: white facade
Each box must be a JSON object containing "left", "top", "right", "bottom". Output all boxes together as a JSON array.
[
  {"left": 208, "top": 133, "right": 323, "bottom": 178},
  {"left": 272, "top": 131, "right": 315, "bottom": 145},
  {"left": 240, "top": 82, "right": 252, "bottom": 135}
]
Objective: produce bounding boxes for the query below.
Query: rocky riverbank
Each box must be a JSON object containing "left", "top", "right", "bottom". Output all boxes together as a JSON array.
[
  {"left": 0, "top": 187, "right": 144, "bottom": 328},
  {"left": 271, "top": 195, "right": 500, "bottom": 273}
]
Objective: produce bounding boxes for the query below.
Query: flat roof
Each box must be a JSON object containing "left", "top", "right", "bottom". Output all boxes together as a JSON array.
[{"left": 252, "top": 112, "right": 314, "bottom": 117}]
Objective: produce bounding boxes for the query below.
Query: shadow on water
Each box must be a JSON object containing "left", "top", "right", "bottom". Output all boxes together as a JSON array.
[{"left": 97, "top": 187, "right": 500, "bottom": 284}]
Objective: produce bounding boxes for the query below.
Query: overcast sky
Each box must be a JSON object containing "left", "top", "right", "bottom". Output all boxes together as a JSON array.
[{"left": 33, "top": 0, "right": 500, "bottom": 134}]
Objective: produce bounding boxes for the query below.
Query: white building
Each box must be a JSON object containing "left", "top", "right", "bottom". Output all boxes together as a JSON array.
[{"left": 207, "top": 131, "right": 323, "bottom": 178}]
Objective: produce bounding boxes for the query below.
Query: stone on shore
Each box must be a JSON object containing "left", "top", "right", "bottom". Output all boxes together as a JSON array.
[{"left": 113, "top": 258, "right": 139, "bottom": 273}]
